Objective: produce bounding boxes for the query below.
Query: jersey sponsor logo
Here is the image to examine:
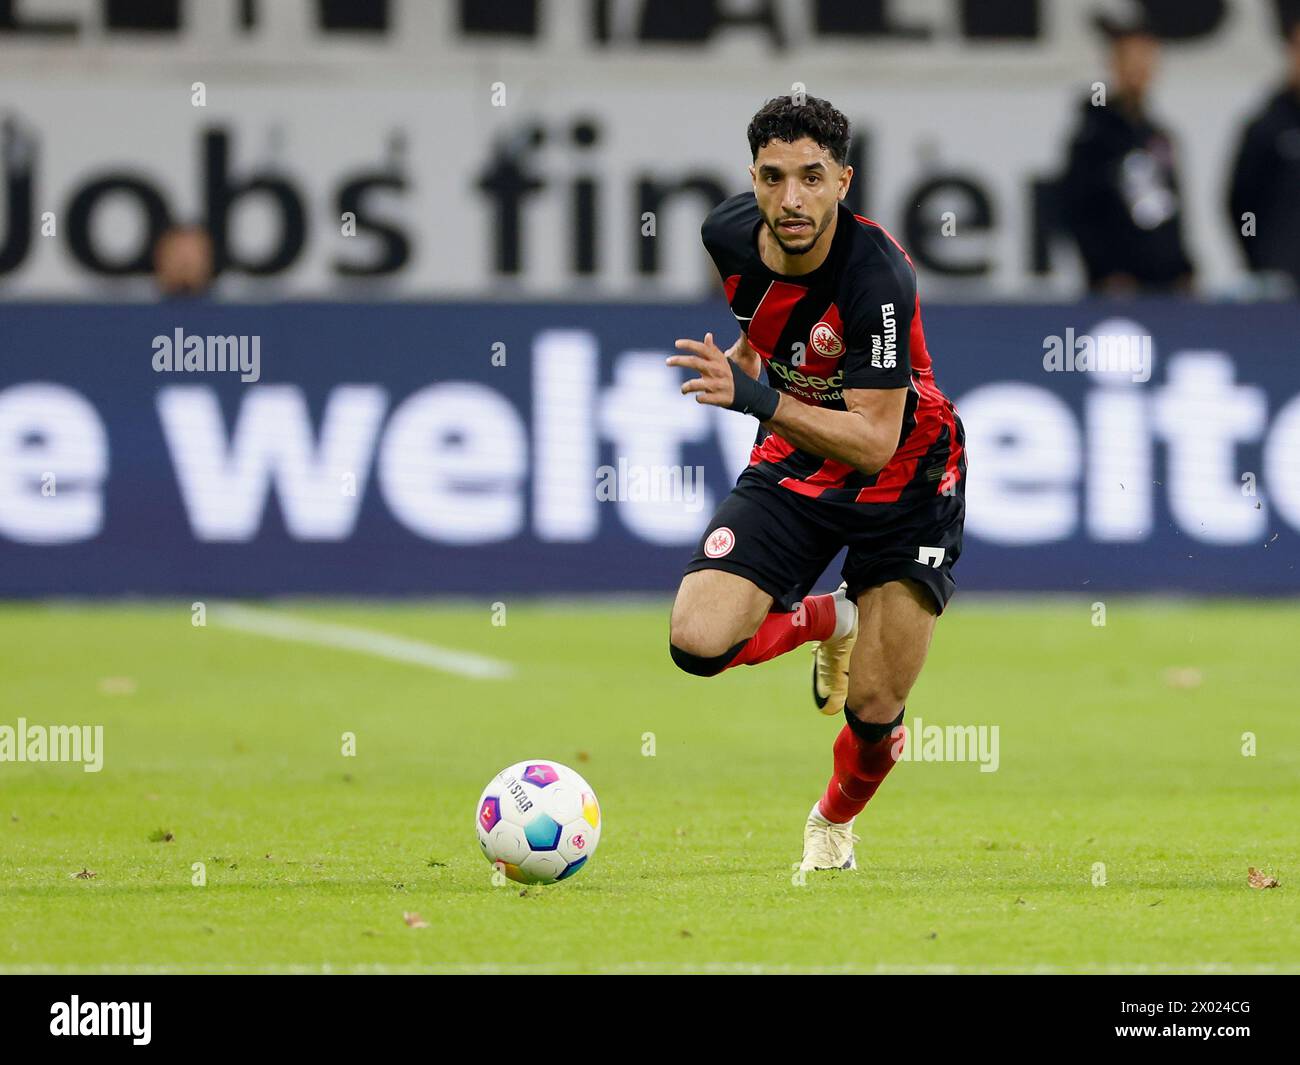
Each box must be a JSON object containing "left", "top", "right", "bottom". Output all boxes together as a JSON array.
[
  {"left": 766, "top": 359, "right": 843, "bottom": 400},
  {"left": 875, "top": 302, "right": 897, "bottom": 370},
  {"left": 810, "top": 321, "right": 843, "bottom": 358},
  {"left": 704, "top": 525, "right": 736, "bottom": 558}
]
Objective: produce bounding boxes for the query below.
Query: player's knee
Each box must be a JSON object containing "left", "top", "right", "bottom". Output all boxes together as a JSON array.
[
  {"left": 845, "top": 686, "right": 906, "bottom": 727},
  {"left": 668, "top": 635, "right": 745, "bottom": 677},
  {"left": 669, "top": 615, "right": 726, "bottom": 660}
]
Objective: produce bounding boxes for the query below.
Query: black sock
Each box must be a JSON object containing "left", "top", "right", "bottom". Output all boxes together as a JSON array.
[
  {"left": 669, "top": 638, "right": 747, "bottom": 677},
  {"left": 843, "top": 705, "right": 905, "bottom": 744}
]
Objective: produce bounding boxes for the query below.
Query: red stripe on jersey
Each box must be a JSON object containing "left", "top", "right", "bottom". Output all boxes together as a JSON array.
[
  {"left": 776, "top": 476, "right": 825, "bottom": 499},
  {"left": 750, "top": 431, "right": 796, "bottom": 467},
  {"left": 853, "top": 378, "right": 945, "bottom": 504},
  {"left": 723, "top": 274, "right": 741, "bottom": 303},
  {"left": 907, "top": 296, "right": 934, "bottom": 378},
  {"left": 802, "top": 456, "right": 857, "bottom": 489},
  {"left": 746, "top": 281, "right": 807, "bottom": 357}
]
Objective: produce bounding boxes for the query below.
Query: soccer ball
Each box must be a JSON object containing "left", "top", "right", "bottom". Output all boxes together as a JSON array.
[{"left": 475, "top": 760, "right": 601, "bottom": 884}]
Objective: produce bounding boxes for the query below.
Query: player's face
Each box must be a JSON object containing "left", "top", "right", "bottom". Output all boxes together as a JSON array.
[
  {"left": 1112, "top": 35, "right": 1159, "bottom": 97},
  {"left": 750, "top": 137, "right": 849, "bottom": 257}
]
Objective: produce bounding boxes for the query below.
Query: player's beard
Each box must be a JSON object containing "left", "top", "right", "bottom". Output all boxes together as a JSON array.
[{"left": 766, "top": 207, "right": 834, "bottom": 256}]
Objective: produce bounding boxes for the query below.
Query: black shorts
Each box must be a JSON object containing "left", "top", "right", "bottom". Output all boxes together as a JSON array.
[{"left": 683, "top": 465, "right": 965, "bottom": 616}]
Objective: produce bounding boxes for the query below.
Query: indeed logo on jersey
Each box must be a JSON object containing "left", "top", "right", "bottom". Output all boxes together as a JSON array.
[
  {"left": 872, "top": 302, "right": 898, "bottom": 370},
  {"left": 767, "top": 358, "right": 843, "bottom": 401}
]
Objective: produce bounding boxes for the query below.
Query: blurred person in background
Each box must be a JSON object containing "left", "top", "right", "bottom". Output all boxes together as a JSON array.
[
  {"left": 1059, "top": 12, "right": 1195, "bottom": 295},
  {"left": 1227, "top": 12, "right": 1300, "bottom": 295},
  {"left": 153, "top": 223, "right": 214, "bottom": 298}
]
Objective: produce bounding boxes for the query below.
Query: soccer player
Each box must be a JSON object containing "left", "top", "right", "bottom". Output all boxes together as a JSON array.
[{"left": 666, "top": 95, "right": 967, "bottom": 872}]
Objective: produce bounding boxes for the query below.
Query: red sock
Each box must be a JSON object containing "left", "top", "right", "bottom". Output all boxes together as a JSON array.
[
  {"left": 817, "top": 721, "right": 906, "bottom": 823},
  {"left": 724, "top": 593, "right": 837, "bottom": 669}
]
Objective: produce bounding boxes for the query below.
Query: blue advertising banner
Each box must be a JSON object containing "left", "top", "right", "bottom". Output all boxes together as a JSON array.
[{"left": 1, "top": 301, "right": 1298, "bottom": 597}]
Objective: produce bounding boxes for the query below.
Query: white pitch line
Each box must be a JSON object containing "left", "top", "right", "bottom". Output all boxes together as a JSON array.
[{"left": 212, "top": 604, "right": 514, "bottom": 680}]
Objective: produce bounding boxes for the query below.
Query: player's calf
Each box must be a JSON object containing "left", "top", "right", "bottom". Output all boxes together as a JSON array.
[{"left": 799, "top": 709, "right": 903, "bottom": 870}]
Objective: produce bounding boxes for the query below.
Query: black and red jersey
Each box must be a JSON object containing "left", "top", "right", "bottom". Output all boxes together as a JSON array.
[{"left": 701, "top": 192, "right": 963, "bottom": 507}]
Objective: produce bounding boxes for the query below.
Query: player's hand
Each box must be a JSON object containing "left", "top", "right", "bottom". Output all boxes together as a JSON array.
[
  {"left": 667, "top": 332, "right": 734, "bottom": 407},
  {"left": 668, "top": 332, "right": 781, "bottom": 421}
]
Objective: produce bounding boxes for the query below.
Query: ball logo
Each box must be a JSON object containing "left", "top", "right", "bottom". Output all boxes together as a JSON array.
[
  {"left": 572, "top": 834, "right": 586, "bottom": 850},
  {"left": 810, "top": 322, "right": 843, "bottom": 358},
  {"left": 704, "top": 526, "right": 736, "bottom": 558}
]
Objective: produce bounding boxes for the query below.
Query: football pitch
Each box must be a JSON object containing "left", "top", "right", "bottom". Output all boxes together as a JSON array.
[{"left": 1, "top": 598, "right": 1296, "bottom": 975}]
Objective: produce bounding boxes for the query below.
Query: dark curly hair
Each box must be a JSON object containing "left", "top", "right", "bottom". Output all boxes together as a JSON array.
[{"left": 746, "top": 95, "right": 850, "bottom": 167}]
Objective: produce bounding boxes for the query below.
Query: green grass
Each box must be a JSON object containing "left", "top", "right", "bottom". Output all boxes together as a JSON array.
[{"left": 0, "top": 597, "right": 1296, "bottom": 974}]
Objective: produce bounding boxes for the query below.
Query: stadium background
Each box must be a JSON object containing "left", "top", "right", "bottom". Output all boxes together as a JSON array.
[
  {"left": 1, "top": 0, "right": 1298, "bottom": 976},
  {"left": 2, "top": 0, "right": 1298, "bottom": 596}
]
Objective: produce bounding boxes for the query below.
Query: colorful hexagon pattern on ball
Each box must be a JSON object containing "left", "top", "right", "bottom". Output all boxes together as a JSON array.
[
  {"left": 475, "top": 760, "right": 601, "bottom": 885},
  {"left": 478, "top": 796, "right": 501, "bottom": 834},
  {"left": 523, "top": 812, "right": 562, "bottom": 851},
  {"left": 522, "top": 763, "right": 560, "bottom": 787}
]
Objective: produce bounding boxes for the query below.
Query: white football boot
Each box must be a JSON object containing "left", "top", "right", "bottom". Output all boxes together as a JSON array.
[
  {"left": 799, "top": 803, "right": 859, "bottom": 871},
  {"left": 811, "top": 582, "right": 858, "bottom": 715}
]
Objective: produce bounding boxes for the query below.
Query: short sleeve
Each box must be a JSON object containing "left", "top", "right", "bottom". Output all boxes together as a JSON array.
[{"left": 841, "top": 262, "right": 915, "bottom": 390}]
